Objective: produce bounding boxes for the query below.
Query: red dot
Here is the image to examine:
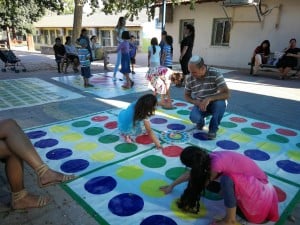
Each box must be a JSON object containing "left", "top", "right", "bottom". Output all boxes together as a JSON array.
[
  {"left": 104, "top": 121, "right": 117, "bottom": 129},
  {"left": 230, "top": 117, "right": 247, "bottom": 123},
  {"left": 174, "top": 102, "right": 187, "bottom": 107},
  {"left": 135, "top": 134, "right": 153, "bottom": 145},
  {"left": 274, "top": 185, "right": 287, "bottom": 202},
  {"left": 251, "top": 122, "right": 271, "bottom": 129},
  {"left": 92, "top": 116, "right": 109, "bottom": 122},
  {"left": 276, "top": 128, "right": 297, "bottom": 136},
  {"left": 162, "top": 145, "right": 183, "bottom": 157}
]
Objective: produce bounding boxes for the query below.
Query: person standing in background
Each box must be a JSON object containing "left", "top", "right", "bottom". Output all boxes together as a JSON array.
[
  {"left": 161, "top": 35, "right": 173, "bottom": 69},
  {"left": 129, "top": 35, "right": 137, "bottom": 74},
  {"left": 148, "top": 37, "right": 161, "bottom": 68}
]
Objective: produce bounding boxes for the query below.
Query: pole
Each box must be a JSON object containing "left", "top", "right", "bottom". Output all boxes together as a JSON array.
[{"left": 161, "top": 0, "right": 166, "bottom": 32}]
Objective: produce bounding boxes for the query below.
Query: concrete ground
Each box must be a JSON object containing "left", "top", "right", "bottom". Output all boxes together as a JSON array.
[{"left": 0, "top": 49, "right": 299, "bottom": 225}]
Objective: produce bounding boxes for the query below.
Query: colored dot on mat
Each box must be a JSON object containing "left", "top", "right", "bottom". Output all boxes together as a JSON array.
[
  {"left": 204, "top": 190, "right": 223, "bottom": 201},
  {"left": 91, "top": 115, "right": 109, "bottom": 122},
  {"left": 177, "top": 109, "right": 190, "bottom": 115},
  {"left": 162, "top": 146, "right": 183, "bottom": 157},
  {"left": 217, "top": 140, "right": 240, "bottom": 150},
  {"left": 61, "top": 159, "right": 89, "bottom": 173},
  {"left": 74, "top": 142, "right": 98, "bottom": 151},
  {"left": 46, "top": 148, "right": 73, "bottom": 160},
  {"left": 230, "top": 117, "right": 247, "bottom": 123},
  {"left": 221, "top": 121, "right": 238, "bottom": 128},
  {"left": 136, "top": 134, "right": 153, "bottom": 144},
  {"left": 50, "top": 125, "right": 70, "bottom": 133},
  {"left": 150, "top": 117, "right": 168, "bottom": 124},
  {"left": 84, "top": 176, "right": 117, "bottom": 195},
  {"left": 165, "top": 167, "right": 187, "bottom": 181},
  {"left": 141, "top": 155, "right": 166, "bottom": 168},
  {"left": 274, "top": 185, "right": 287, "bottom": 202},
  {"left": 241, "top": 127, "right": 262, "bottom": 135},
  {"left": 297, "top": 143, "right": 300, "bottom": 149},
  {"left": 140, "top": 179, "right": 168, "bottom": 197},
  {"left": 277, "top": 160, "right": 300, "bottom": 174},
  {"left": 256, "top": 142, "right": 281, "bottom": 153},
  {"left": 105, "top": 121, "right": 117, "bottom": 129},
  {"left": 90, "top": 151, "right": 115, "bottom": 162},
  {"left": 174, "top": 102, "right": 187, "bottom": 107},
  {"left": 108, "top": 193, "right": 144, "bottom": 216},
  {"left": 193, "top": 132, "right": 209, "bottom": 141},
  {"left": 140, "top": 215, "right": 177, "bottom": 225},
  {"left": 276, "top": 128, "right": 297, "bottom": 136},
  {"left": 61, "top": 133, "right": 83, "bottom": 142},
  {"left": 115, "top": 143, "right": 138, "bottom": 153},
  {"left": 116, "top": 165, "right": 144, "bottom": 179},
  {"left": 84, "top": 127, "right": 104, "bottom": 135},
  {"left": 34, "top": 138, "right": 59, "bottom": 148},
  {"left": 170, "top": 198, "right": 206, "bottom": 220},
  {"left": 27, "top": 130, "right": 47, "bottom": 139},
  {"left": 98, "top": 134, "right": 119, "bottom": 144},
  {"left": 244, "top": 149, "right": 270, "bottom": 161},
  {"left": 167, "top": 123, "right": 186, "bottom": 130},
  {"left": 287, "top": 150, "right": 300, "bottom": 162},
  {"left": 251, "top": 122, "right": 271, "bottom": 129},
  {"left": 229, "top": 133, "right": 251, "bottom": 143},
  {"left": 267, "top": 134, "right": 289, "bottom": 143},
  {"left": 71, "top": 120, "right": 91, "bottom": 127}
]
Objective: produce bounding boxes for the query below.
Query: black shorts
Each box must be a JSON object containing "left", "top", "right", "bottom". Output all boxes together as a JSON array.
[
  {"left": 67, "top": 54, "right": 79, "bottom": 62},
  {"left": 130, "top": 57, "right": 136, "bottom": 64}
]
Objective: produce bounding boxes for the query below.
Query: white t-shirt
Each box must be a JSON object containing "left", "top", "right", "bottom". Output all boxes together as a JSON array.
[{"left": 148, "top": 45, "right": 161, "bottom": 67}]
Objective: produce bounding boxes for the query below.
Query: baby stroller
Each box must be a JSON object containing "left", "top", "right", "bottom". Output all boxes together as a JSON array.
[{"left": 0, "top": 49, "right": 26, "bottom": 72}]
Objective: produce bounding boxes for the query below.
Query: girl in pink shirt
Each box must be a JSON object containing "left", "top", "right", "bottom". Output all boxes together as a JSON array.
[{"left": 160, "top": 146, "right": 279, "bottom": 225}]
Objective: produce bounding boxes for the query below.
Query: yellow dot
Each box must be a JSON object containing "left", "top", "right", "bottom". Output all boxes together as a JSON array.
[
  {"left": 90, "top": 151, "right": 115, "bottom": 162},
  {"left": 140, "top": 179, "right": 168, "bottom": 197},
  {"left": 218, "top": 127, "right": 226, "bottom": 135},
  {"left": 170, "top": 198, "right": 206, "bottom": 220},
  {"left": 230, "top": 133, "right": 251, "bottom": 143},
  {"left": 74, "top": 142, "right": 98, "bottom": 151},
  {"left": 287, "top": 150, "right": 300, "bottom": 162},
  {"left": 116, "top": 165, "right": 144, "bottom": 179},
  {"left": 256, "top": 142, "right": 281, "bottom": 152},
  {"left": 50, "top": 125, "right": 70, "bottom": 133},
  {"left": 61, "top": 133, "right": 83, "bottom": 142}
]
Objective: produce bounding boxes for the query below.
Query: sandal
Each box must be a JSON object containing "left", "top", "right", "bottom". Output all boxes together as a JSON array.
[
  {"left": 12, "top": 189, "right": 50, "bottom": 210},
  {"left": 36, "top": 164, "right": 75, "bottom": 188}
]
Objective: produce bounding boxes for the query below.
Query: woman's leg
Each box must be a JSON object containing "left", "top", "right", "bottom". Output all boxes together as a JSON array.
[
  {"left": 254, "top": 54, "right": 262, "bottom": 74},
  {"left": 113, "top": 50, "right": 122, "bottom": 78}
]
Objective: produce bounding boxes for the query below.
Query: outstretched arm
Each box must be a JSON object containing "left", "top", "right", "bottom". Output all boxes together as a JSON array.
[
  {"left": 160, "top": 171, "right": 190, "bottom": 194},
  {"left": 144, "top": 120, "right": 162, "bottom": 149}
]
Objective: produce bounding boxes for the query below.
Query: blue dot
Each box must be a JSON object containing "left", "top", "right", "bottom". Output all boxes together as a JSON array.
[
  {"left": 141, "top": 215, "right": 177, "bottom": 225},
  {"left": 108, "top": 193, "right": 144, "bottom": 216},
  {"left": 34, "top": 138, "right": 59, "bottom": 148},
  {"left": 84, "top": 176, "right": 117, "bottom": 194},
  {"left": 193, "top": 132, "right": 209, "bottom": 141},
  {"left": 27, "top": 130, "right": 47, "bottom": 139},
  {"left": 216, "top": 140, "right": 240, "bottom": 150},
  {"left": 277, "top": 160, "right": 300, "bottom": 174},
  {"left": 167, "top": 124, "right": 186, "bottom": 131},
  {"left": 244, "top": 149, "right": 270, "bottom": 161},
  {"left": 46, "top": 148, "right": 73, "bottom": 160},
  {"left": 150, "top": 118, "right": 168, "bottom": 124},
  {"left": 60, "top": 159, "right": 89, "bottom": 173}
]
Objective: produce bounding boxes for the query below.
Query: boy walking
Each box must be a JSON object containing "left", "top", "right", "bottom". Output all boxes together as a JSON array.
[{"left": 129, "top": 35, "right": 137, "bottom": 74}]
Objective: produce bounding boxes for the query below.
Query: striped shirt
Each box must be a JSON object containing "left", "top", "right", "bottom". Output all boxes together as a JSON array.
[
  {"left": 162, "top": 44, "right": 172, "bottom": 68},
  {"left": 78, "top": 48, "right": 90, "bottom": 67},
  {"left": 185, "top": 67, "right": 227, "bottom": 100}
]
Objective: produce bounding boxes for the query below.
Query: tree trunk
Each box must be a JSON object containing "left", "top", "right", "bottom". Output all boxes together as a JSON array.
[
  {"left": 27, "top": 34, "right": 35, "bottom": 51},
  {"left": 6, "top": 27, "right": 11, "bottom": 50},
  {"left": 72, "top": 0, "right": 83, "bottom": 44}
]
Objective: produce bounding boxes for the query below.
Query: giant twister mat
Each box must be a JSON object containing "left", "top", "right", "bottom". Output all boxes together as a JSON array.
[
  {"left": 0, "top": 78, "right": 83, "bottom": 111},
  {"left": 52, "top": 67, "right": 235, "bottom": 99},
  {"left": 26, "top": 100, "right": 300, "bottom": 225}
]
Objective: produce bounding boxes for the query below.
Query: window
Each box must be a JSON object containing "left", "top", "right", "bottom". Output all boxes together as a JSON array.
[
  {"left": 100, "top": 30, "right": 111, "bottom": 46},
  {"left": 211, "top": 18, "right": 231, "bottom": 46},
  {"left": 179, "top": 19, "right": 194, "bottom": 43}
]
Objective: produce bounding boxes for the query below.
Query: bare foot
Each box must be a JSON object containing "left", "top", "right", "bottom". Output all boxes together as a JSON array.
[{"left": 12, "top": 190, "right": 51, "bottom": 209}]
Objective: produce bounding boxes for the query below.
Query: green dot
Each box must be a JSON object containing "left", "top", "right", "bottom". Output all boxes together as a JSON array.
[
  {"left": 98, "top": 134, "right": 119, "bottom": 144},
  {"left": 296, "top": 143, "right": 300, "bottom": 149},
  {"left": 116, "top": 165, "right": 144, "bottom": 179},
  {"left": 177, "top": 110, "right": 190, "bottom": 115},
  {"left": 72, "top": 120, "right": 91, "bottom": 127},
  {"left": 115, "top": 143, "right": 137, "bottom": 153},
  {"left": 204, "top": 190, "right": 223, "bottom": 201},
  {"left": 221, "top": 121, "right": 237, "bottom": 128},
  {"left": 256, "top": 142, "right": 280, "bottom": 153},
  {"left": 165, "top": 167, "right": 187, "bottom": 181},
  {"left": 241, "top": 127, "right": 262, "bottom": 135},
  {"left": 267, "top": 134, "right": 289, "bottom": 143},
  {"left": 287, "top": 150, "right": 300, "bottom": 162},
  {"left": 230, "top": 133, "right": 251, "bottom": 143},
  {"left": 84, "top": 127, "right": 104, "bottom": 135},
  {"left": 141, "top": 155, "right": 166, "bottom": 168},
  {"left": 140, "top": 179, "right": 168, "bottom": 197}
]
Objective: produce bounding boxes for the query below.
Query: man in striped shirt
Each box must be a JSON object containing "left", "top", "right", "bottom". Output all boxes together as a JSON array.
[{"left": 184, "top": 55, "right": 230, "bottom": 139}]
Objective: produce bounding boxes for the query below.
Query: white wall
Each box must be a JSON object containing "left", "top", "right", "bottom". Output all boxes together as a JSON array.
[{"left": 166, "top": 0, "right": 300, "bottom": 68}]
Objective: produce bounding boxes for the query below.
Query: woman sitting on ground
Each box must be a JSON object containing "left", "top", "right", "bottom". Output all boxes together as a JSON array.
[
  {"left": 0, "top": 119, "right": 75, "bottom": 210},
  {"left": 252, "top": 40, "right": 271, "bottom": 74}
]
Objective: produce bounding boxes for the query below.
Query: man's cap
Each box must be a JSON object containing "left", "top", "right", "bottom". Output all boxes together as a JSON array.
[{"left": 189, "top": 55, "right": 204, "bottom": 67}]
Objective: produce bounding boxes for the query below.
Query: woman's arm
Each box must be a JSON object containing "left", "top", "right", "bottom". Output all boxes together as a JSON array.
[
  {"left": 180, "top": 46, "right": 188, "bottom": 61},
  {"left": 160, "top": 171, "right": 190, "bottom": 194},
  {"left": 143, "top": 120, "right": 162, "bottom": 149}
]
